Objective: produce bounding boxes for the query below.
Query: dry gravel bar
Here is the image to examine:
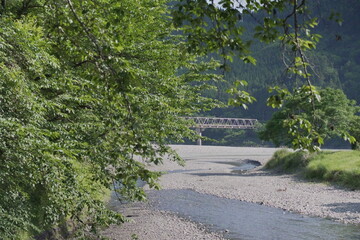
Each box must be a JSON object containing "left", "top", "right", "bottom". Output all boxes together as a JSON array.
[{"left": 102, "top": 145, "right": 360, "bottom": 240}]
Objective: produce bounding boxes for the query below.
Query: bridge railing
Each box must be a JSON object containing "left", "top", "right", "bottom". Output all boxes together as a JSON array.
[{"left": 184, "top": 117, "right": 258, "bottom": 129}]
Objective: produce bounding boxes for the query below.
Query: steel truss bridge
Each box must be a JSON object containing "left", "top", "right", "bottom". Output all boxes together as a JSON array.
[
  {"left": 184, "top": 117, "right": 258, "bottom": 145},
  {"left": 185, "top": 117, "right": 258, "bottom": 129}
]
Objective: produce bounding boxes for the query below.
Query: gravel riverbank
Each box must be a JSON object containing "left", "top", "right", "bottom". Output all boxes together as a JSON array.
[
  {"left": 102, "top": 145, "right": 360, "bottom": 239},
  {"left": 101, "top": 203, "right": 225, "bottom": 240}
]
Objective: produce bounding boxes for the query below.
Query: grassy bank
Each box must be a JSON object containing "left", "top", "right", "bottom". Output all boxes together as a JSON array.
[{"left": 266, "top": 149, "right": 360, "bottom": 190}]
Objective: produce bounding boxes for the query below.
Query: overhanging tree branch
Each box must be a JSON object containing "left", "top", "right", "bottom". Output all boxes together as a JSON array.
[{"left": 1, "top": 0, "right": 5, "bottom": 13}]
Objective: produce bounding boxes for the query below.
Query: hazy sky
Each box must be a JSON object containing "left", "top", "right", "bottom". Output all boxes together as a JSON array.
[{"left": 208, "top": 0, "right": 247, "bottom": 10}]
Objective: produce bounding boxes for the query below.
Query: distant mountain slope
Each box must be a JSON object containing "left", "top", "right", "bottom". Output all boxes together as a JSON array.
[
  {"left": 206, "top": 0, "right": 360, "bottom": 121},
  {"left": 200, "top": 1, "right": 360, "bottom": 147}
]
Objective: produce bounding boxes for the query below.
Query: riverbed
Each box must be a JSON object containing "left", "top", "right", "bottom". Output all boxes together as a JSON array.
[{"left": 102, "top": 145, "right": 360, "bottom": 239}]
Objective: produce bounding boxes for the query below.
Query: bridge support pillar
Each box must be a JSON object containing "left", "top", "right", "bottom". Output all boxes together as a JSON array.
[{"left": 196, "top": 128, "right": 203, "bottom": 146}]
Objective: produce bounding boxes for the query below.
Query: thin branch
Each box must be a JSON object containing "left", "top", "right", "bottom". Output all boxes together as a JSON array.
[
  {"left": 73, "top": 59, "right": 95, "bottom": 68},
  {"left": 292, "top": 0, "right": 316, "bottom": 112},
  {"left": 293, "top": 1, "right": 312, "bottom": 87},
  {"left": 66, "top": 0, "right": 103, "bottom": 58}
]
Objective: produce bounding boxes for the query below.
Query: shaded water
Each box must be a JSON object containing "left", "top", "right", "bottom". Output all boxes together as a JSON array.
[{"left": 148, "top": 189, "right": 360, "bottom": 240}]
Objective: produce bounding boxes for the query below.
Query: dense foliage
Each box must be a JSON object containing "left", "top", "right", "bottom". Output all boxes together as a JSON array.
[
  {"left": 259, "top": 87, "right": 359, "bottom": 151},
  {"left": 0, "top": 0, "right": 220, "bottom": 238}
]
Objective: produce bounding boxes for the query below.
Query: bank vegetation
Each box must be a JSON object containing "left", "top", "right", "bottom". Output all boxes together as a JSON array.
[{"left": 266, "top": 149, "right": 360, "bottom": 190}]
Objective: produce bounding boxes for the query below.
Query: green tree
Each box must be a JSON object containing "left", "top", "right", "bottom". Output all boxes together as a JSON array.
[
  {"left": 259, "top": 87, "right": 358, "bottom": 150},
  {"left": 349, "top": 115, "right": 360, "bottom": 150},
  {"left": 0, "top": 0, "right": 220, "bottom": 238}
]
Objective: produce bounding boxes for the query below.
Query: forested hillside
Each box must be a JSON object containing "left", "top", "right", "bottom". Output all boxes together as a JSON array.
[{"left": 200, "top": 1, "right": 360, "bottom": 147}]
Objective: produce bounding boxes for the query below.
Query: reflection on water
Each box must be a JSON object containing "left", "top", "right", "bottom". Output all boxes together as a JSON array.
[{"left": 148, "top": 189, "right": 360, "bottom": 240}]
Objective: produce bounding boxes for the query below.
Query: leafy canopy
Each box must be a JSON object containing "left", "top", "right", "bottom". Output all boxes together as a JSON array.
[
  {"left": 0, "top": 0, "right": 220, "bottom": 238},
  {"left": 259, "top": 87, "right": 359, "bottom": 151}
]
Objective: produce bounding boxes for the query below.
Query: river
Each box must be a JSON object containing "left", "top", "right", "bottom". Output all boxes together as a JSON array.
[{"left": 104, "top": 145, "right": 360, "bottom": 239}]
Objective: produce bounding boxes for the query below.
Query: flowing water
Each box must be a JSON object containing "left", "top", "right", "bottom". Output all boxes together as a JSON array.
[{"left": 148, "top": 189, "right": 360, "bottom": 240}]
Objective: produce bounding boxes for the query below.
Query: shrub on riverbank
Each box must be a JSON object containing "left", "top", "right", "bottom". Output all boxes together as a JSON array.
[
  {"left": 266, "top": 149, "right": 360, "bottom": 190},
  {"left": 265, "top": 149, "right": 309, "bottom": 171}
]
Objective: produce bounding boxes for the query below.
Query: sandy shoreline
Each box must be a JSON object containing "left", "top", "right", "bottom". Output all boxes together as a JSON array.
[{"left": 102, "top": 145, "right": 360, "bottom": 239}]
